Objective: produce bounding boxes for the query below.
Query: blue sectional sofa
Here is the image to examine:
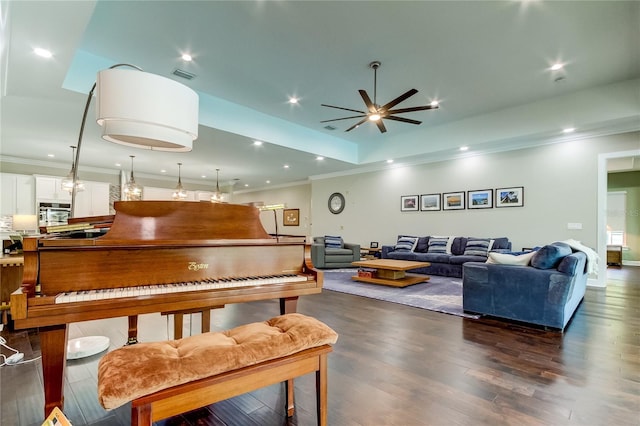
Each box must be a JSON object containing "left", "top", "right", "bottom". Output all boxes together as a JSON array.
[
  {"left": 381, "top": 236, "right": 512, "bottom": 278},
  {"left": 462, "top": 242, "right": 588, "bottom": 330}
]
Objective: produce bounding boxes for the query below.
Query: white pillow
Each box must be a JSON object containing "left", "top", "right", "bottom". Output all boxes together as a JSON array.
[{"left": 486, "top": 251, "right": 536, "bottom": 266}]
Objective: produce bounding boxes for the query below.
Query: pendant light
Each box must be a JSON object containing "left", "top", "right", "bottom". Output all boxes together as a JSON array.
[
  {"left": 123, "top": 155, "right": 142, "bottom": 200},
  {"left": 172, "top": 162, "right": 188, "bottom": 200},
  {"left": 210, "top": 169, "right": 223, "bottom": 203},
  {"left": 61, "top": 145, "right": 85, "bottom": 193}
]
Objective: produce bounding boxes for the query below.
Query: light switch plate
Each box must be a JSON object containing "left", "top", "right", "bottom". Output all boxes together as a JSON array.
[{"left": 567, "top": 222, "right": 583, "bottom": 230}]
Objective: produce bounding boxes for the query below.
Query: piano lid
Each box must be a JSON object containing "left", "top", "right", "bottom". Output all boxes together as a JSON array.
[{"left": 98, "top": 201, "right": 273, "bottom": 242}]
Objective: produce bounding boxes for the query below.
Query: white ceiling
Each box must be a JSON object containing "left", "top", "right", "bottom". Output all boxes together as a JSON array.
[{"left": 1, "top": 1, "right": 639, "bottom": 191}]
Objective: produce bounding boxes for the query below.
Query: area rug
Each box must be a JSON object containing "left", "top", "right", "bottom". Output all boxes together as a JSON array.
[{"left": 322, "top": 270, "right": 479, "bottom": 319}]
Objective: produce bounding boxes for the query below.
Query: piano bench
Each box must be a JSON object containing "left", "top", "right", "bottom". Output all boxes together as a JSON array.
[{"left": 97, "top": 313, "right": 338, "bottom": 426}]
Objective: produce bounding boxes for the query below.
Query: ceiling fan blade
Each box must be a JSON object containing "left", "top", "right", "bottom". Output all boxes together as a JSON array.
[
  {"left": 320, "top": 114, "right": 367, "bottom": 123},
  {"left": 379, "top": 89, "right": 418, "bottom": 112},
  {"left": 345, "top": 117, "right": 369, "bottom": 132},
  {"left": 387, "top": 104, "right": 439, "bottom": 115},
  {"left": 376, "top": 119, "right": 387, "bottom": 133},
  {"left": 384, "top": 115, "right": 422, "bottom": 125},
  {"left": 358, "top": 90, "right": 377, "bottom": 113},
  {"left": 321, "top": 104, "right": 366, "bottom": 114}
]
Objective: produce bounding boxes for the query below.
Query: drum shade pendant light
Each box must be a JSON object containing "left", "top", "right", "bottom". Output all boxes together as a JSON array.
[
  {"left": 172, "top": 162, "right": 188, "bottom": 200},
  {"left": 70, "top": 63, "right": 199, "bottom": 216},
  {"left": 61, "top": 145, "right": 84, "bottom": 193},
  {"left": 123, "top": 155, "right": 142, "bottom": 201},
  {"left": 96, "top": 68, "right": 199, "bottom": 152},
  {"left": 210, "top": 169, "right": 223, "bottom": 203}
]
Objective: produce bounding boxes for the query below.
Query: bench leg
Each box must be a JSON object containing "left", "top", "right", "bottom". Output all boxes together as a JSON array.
[
  {"left": 285, "top": 378, "right": 295, "bottom": 417},
  {"left": 132, "top": 403, "right": 152, "bottom": 426},
  {"left": 317, "top": 352, "right": 328, "bottom": 426}
]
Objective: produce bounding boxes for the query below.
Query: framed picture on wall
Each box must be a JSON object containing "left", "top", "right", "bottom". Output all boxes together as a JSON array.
[
  {"left": 420, "top": 193, "right": 441, "bottom": 211},
  {"left": 495, "top": 186, "right": 524, "bottom": 208},
  {"left": 283, "top": 208, "right": 300, "bottom": 226},
  {"left": 468, "top": 189, "right": 493, "bottom": 209},
  {"left": 443, "top": 191, "right": 465, "bottom": 210},
  {"left": 401, "top": 195, "right": 419, "bottom": 211}
]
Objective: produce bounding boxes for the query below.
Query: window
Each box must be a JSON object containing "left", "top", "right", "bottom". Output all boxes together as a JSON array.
[{"left": 606, "top": 191, "right": 626, "bottom": 246}]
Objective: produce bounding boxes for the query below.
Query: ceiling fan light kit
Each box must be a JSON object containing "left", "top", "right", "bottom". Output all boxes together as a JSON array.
[{"left": 321, "top": 61, "right": 439, "bottom": 133}]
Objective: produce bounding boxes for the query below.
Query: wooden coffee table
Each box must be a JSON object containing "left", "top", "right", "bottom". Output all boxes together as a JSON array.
[{"left": 351, "top": 259, "right": 430, "bottom": 287}]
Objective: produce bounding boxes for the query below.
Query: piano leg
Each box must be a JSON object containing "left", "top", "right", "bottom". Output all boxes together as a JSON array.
[
  {"left": 39, "top": 324, "right": 68, "bottom": 418},
  {"left": 279, "top": 296, "right": 299, "bottom": 315},
  {"left": 127, "top": 315, "right": 138, "bottom": 345}
]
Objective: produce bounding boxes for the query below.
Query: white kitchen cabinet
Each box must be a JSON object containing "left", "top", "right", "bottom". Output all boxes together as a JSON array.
[
  {"left": 35, "top": 176, "right": 72, "bottom": 202},
  {"left": 74, "top": 181, "right": 111, "bottom": 217},
  {"left": 0, "top": 173, "right": 35, "bottom": 215}
]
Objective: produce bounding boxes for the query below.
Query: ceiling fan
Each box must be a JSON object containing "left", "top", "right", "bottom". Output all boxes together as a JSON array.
[{"left": 321, "top": 61, "right": 439, "bottom": 133}]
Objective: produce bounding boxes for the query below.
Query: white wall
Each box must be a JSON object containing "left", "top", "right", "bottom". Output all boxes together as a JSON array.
[
  {"left": 309, "top": 132, "right": 640, "bottom": 254},
  {"left": 233, "top": 183, "right": 311, "bottom": 238}
]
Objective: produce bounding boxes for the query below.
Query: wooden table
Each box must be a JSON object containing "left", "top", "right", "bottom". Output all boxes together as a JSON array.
[{"left": 351, "top": 259, "right": 430, "bottom": 287}]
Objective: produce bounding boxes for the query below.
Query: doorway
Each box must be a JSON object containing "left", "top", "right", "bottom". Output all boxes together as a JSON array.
[{"left": 598, "top": 150, "right": 640, "bottom": 287}]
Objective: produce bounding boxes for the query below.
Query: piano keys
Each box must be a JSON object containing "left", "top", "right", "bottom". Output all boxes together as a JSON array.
[
  {"left": 10, "top": 201, "right": 323, "bottom": 417},
  {"left": 55, "top": 274, "right": 310, "bottom": 303}
]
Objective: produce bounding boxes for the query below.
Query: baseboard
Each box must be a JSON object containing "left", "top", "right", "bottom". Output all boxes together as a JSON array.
[
  {"left": 587, "top": 277, "right": 605, "bottom": 288},
  {"left": 622, "top": 260, "right": 640, "bottom": 267}
]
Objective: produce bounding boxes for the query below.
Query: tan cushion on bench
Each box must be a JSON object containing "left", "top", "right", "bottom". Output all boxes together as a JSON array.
[{"left": 97, "top": 313, "right": 338, "bottom": 409}]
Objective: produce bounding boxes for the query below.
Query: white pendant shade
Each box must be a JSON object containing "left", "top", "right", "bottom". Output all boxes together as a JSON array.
[{"left": 96, "top": 68, "right": 199, "bottom": 152}]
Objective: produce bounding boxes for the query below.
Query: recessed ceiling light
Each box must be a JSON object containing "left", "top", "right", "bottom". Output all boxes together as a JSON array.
[
  {"left": 316, "top": 156, "right": 324, "bottom": 161},
  {"left": 160, "top": 169, "right": 167, "bottom": 173},
  {"left": 253, "top": 141, "right": 263, "bottom": 146},
  {"left": 563, "top": 127, "right": 575, "bottom": 133},
  {"left": 550, "top": 63, "right": 564, "bottom": 71},
  {"left": 201, "top": 175, "right": 207, "bottom": 178},
  {"left": 244, "top": 184, "right": 249, "bottom": 187},
  {"left": 181, "top": 54, "right": 193, "bottom": 62},
  {"left": 283, "top": 164, "right": 290, "bottom": 169},
  {"left": 266, "top": 180, "right": 271, "bottom": 184},
  {"left": 34, "top": 48, "right": 52, "bottom": 58},
  {"left": 288, "top": 97, "right": 299, "bottom": 104},
  {"left": 459, "top": 146, "right": 469, "bottom": 151},
  {"left": 47, "top": 154, "right": 55, "bottom": 158},
  {"left": 386, "top": 159, "right": 394, "bottom": 164},
  {"left": 430, "top": 100, "right": 439, "bottom": 107}
]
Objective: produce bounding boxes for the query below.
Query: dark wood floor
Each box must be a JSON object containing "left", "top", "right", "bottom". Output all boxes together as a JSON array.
[{"left": 1, "top": 267, "right": 639, "bottom": 426}]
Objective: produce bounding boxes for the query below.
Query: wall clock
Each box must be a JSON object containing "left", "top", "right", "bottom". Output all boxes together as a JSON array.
[{"left": 328, "top": 192, "right": 345, "bottom": 214}]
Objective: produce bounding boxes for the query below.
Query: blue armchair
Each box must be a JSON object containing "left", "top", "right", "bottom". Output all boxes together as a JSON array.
[
  {"left": 462, "top": 242, "right": 588, "bottom": 330},
  {"left": 311, "top": 236, "right": 360, "bottom": 269}
]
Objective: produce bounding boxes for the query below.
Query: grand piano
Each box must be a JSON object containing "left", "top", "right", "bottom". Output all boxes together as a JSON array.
[{"left": 10, "top": 201, "right": 322, "bottom": 417}]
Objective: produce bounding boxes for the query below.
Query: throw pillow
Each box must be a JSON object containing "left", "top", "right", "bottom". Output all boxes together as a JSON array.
[
  {"left": 395, "top": 235, "right": 418, "bottom": 252},
  {"left": 491, "top": 237, "right": 510, "bottom": 250},
  {"left": 414, "top": 236, "right": 430, "bottom": 253},
  {"left": 486, "top": 251, "right": 536, "bottom": 265},
  {"left": 427, "top": 236, "right": 449, "bottom": 254},
  {"left": 463, "top": 238, "right": 491, "bottom": 257},
  {"left": 530, "top": 242, "right": 572, "bottom": 269},
  {"left": 450, "top": 237, "right": 467, "bottom": 255},
  {"left": 324, "top": 235, "right": 343, "bottom": 249}
]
